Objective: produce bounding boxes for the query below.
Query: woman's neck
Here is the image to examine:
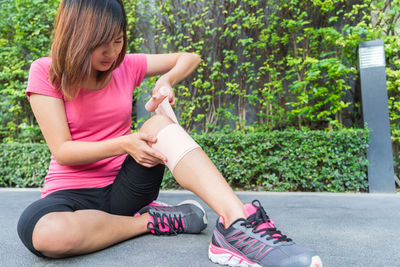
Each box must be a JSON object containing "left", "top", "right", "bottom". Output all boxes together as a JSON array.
[{"left": 82, "top": 71, "right": 111, "bottom": 91}]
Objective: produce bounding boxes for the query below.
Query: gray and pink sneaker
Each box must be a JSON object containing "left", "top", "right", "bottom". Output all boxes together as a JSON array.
[
  {"left": 209, "top": 200, "right": 322, "bottom": 267},
  {"left": 135, "top": 200, "right": 208, "bottom": 235}
]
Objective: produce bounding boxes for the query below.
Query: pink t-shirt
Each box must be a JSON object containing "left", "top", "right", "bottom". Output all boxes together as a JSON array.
[{"left": 26, "top": 54, "right": 147, "bottom": 197}]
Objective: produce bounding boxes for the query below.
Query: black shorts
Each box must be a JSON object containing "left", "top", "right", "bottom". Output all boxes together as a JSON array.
[{"left": 17, "top": 155, "right": 165, "bottom": 257}]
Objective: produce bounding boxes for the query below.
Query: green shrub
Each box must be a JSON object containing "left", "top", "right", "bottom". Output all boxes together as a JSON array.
[
  {"left": 162, "top": 128, "right": 370, "bottom": 192},
  {"left": 0, "top": 143, "right": 50, "bottom": 187},
  {"left": 0, "top": 129, "right": 369, "bottom": 192}
]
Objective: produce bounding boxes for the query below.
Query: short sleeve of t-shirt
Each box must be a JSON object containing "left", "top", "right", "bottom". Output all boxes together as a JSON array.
[
  {"left": 122, "top": 54, "right": 147, "bottom": 88},
  {"left": 26, "top": 57, "right": 63, "bottom": 100}
]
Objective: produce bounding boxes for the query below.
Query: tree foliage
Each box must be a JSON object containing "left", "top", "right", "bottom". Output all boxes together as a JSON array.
[{"left": 0, "top": 0, "right": 58, "bottom": 143}]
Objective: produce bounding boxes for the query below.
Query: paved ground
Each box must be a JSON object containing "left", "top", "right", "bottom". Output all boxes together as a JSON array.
[{"left": 1, "top": 189, "right": 400, "bottom": 267}]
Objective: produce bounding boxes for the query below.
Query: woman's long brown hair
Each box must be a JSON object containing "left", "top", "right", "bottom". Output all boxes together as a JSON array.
[{"left": 49, "top": 0, "right": 127, "bottom": 101}]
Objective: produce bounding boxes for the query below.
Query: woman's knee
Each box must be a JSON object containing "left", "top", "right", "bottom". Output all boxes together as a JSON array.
[
  {"left": 139, "top": 114, "right": 174, "bottom": 136},
  {"left": 32, "top": 212, "right": 80, "bottom": 257}
]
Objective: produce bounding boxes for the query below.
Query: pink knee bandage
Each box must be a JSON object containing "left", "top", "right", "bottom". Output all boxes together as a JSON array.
[
  {"left": 153, "top": 124, "right": 200, "bottom": 171},
  {"left": 146, "top": 87, "right": 198, "bottom": 170}
]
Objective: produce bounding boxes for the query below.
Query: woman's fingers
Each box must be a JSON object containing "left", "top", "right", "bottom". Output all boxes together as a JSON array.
[
  {"left": 137, "top": 133, "right": 167, "bottom": 164},
  {"left": 138, "top": 132, "right": 157, "bottom": 143},
  {"left": 137, "top": 154, "right": 164, "bottom": 167}
]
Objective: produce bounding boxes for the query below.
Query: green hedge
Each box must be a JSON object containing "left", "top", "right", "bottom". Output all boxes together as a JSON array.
[
  {"left": 0, "top": 129, "right": 370, "bottom": 192},
  {"left": 0, "top": 143, "right": 50, "bottom": 188}
]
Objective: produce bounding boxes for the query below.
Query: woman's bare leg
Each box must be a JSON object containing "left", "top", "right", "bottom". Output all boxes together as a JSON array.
[
  {"left": 33, "top": 210, "right": 150, "bottom": 258},
  {"left": 173, "top": 148, "right": 246, "bottom": 226},
  {"left": 140, "top": 115, "right": 246, "bottom": 227}
]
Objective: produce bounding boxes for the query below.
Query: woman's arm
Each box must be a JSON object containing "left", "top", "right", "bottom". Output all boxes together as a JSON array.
[
  {"left": 29, "top": 93, "right": 166, "bottom": 166},
  {"left": 145, "top": 52, "right": 201, "bottom": 82}
]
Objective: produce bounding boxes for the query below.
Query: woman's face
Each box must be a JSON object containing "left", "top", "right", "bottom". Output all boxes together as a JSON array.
[{"left": 91, "top": 33, "right": 124, "bottom": 72}]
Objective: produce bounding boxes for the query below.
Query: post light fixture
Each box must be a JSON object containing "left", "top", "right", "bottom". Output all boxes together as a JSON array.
[{"left": 359, "top": 39, "right": 395, "bottom": 193}]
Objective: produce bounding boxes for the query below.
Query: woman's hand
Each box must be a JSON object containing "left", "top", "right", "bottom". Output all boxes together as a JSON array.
[
  {"left": 153, "top": 77, "right": 175, "bottom": 106},
  {"left": 122, "top": 132, "right": 167, "bottom": 168}
]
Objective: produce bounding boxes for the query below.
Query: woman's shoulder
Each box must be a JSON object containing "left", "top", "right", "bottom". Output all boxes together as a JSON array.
[
  {"left": 32, "top": 56, "right": 51, "bottom": 66},
  {"left": 27, "top": 57, "right": 63, "bottom": 100},
  {"left": 120, "top": 53, "right": 147, "bottom": 68},
  {"left": 117, "top": 53, "right": 147, "bottom": 87},
  {"left": 30, "top": 57, "right": 52, "bottom": 74}
]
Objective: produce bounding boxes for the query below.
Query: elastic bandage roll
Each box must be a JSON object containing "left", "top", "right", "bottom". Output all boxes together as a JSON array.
[{"left": 153, "top": 124, "right": 200, "bottom": 172}]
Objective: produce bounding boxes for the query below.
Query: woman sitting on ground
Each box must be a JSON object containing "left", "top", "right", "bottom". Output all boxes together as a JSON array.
[{"left": 17, "top": 1, "right": 322, "bottom": 266}]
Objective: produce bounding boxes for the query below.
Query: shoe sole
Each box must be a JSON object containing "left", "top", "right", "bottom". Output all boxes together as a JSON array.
[
  {"left": 177, "top": 199, "right": 208, "bottom": 225},
  {"left": 208, "top": 244, "right": 323, "bottom": 267},
  {"left": 209, "top": 243, "right": 260, "bottom": 267}
]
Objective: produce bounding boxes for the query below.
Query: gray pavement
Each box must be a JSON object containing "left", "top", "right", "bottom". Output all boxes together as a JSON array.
[{"left": 1, "top": 189, "right": 400, "bottom": 267}]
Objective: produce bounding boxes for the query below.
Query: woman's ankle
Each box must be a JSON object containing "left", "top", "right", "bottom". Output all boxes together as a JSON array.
[{"left": 221, "top": 208, "right": 246, "bottom": 228}]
